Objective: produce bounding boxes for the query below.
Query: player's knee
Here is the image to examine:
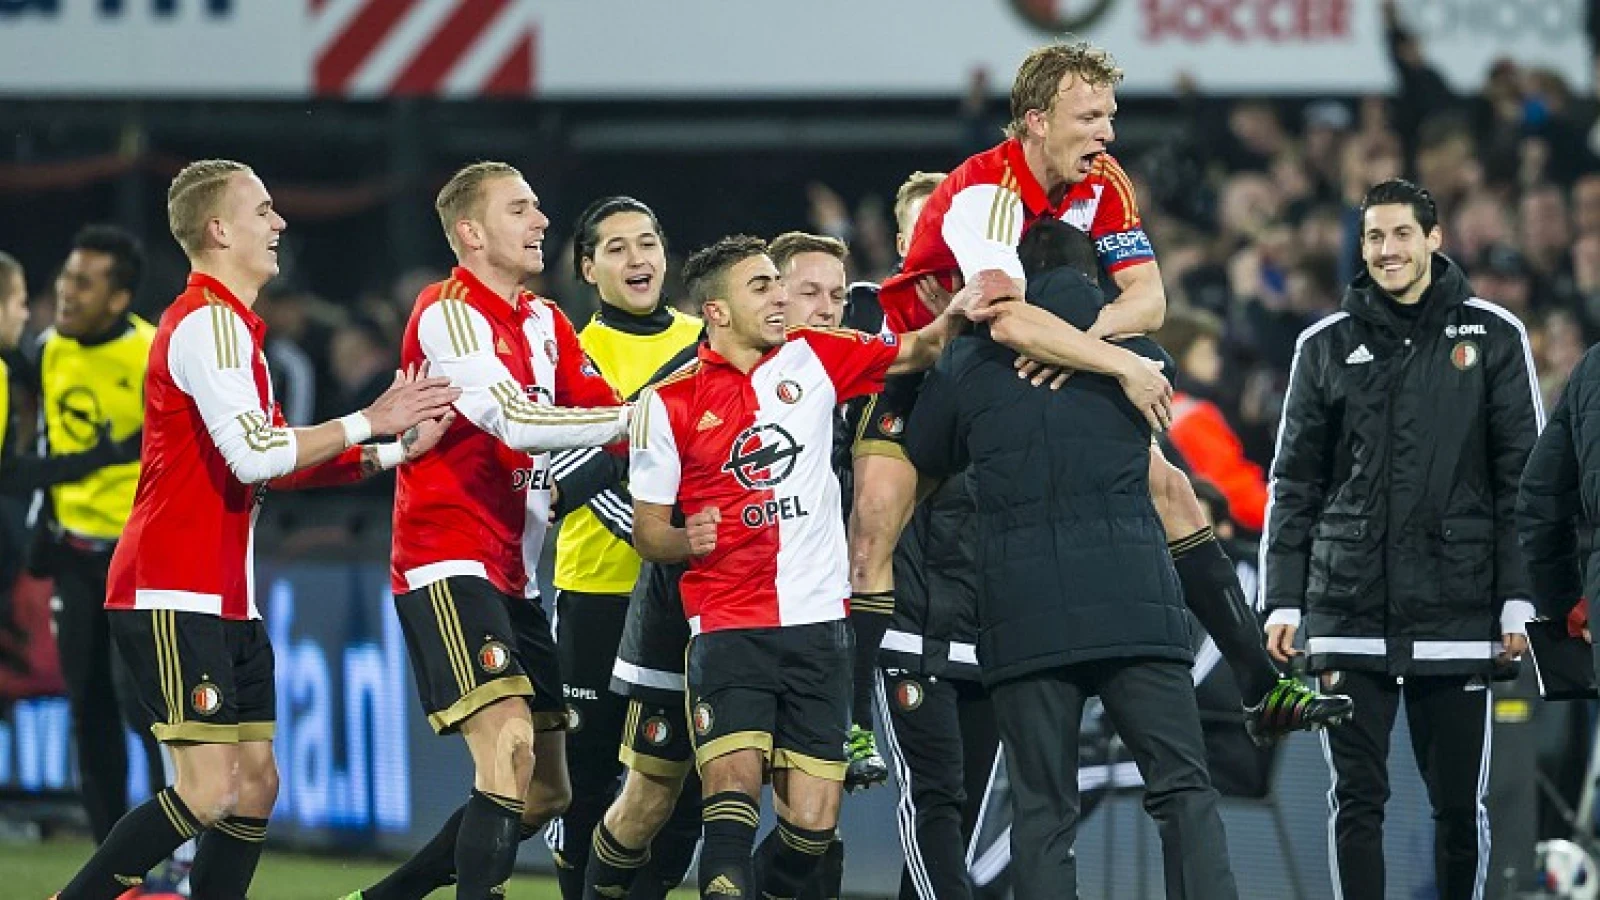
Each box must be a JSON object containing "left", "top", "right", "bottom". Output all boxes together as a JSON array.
[
  {"left": 617, "top": 770, "right": 680, "bottom": 831},
  {"left": 236, "top": 759, "right": 280, "bottom": 814},
  {"left": 1151, "top": 458, "right": 1206, "bottom": 529},
  {"left": 180, "top": 772, "right": 242, "bottom": 827},
  {"left": 523, "top": 776, "right": 572, "bottom": 826}
]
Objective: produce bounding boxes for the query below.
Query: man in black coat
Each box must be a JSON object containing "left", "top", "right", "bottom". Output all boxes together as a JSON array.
[
  {"left": 1261, "top": 179, "right": 1542, "bottom": 900},
  {"left": 1517, "top": 345, "right": 1600, "bottom": 672},
  {"left": 904, "top": 221, "right": 1239, "bottom": 900}
]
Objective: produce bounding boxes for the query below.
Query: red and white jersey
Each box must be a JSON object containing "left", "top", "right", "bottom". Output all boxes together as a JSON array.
[
  {"left": 392, "top": 266, "right": 625, "bottom": 599},
  {"left": 880, "top": 139, "right": 1152, "bottom": 332},
  {"left": 107, "top": 273, "right": 365, "bottom": 621},
  {"left": 630, "top": 328, "right": 899, "bottom": 634}
]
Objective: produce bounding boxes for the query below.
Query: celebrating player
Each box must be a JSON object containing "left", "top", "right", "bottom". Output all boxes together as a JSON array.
[
  {"left": 628, "top": 235, "right": 967, "bottom": 898},
  {"left": 53, "top": 159, "right": 457, "bottom": 900}
]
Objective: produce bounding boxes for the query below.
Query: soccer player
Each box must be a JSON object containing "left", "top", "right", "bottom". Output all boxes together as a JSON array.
[
  {"left": 28, "top": 226, "right": 165, "bottom": 851},
  {"left": 544, "top": 196, "right": 703, "bottom": 899},
  {"left": 875, "top": 40, "right": 1348, "bottom": 742},
  {"left": 352, "top": 162, "right": 631, "bottom": 900},
  {"left": 52, "top": 158, "right": 458, "bottom": 900},
  {"left": 629, "top": 235, "right": 968, "bottom": 899}
]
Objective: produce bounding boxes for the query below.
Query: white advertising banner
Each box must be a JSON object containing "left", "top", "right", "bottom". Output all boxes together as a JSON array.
[{"left": 0, "top": 0, "right": 1588, "bottom": 98}]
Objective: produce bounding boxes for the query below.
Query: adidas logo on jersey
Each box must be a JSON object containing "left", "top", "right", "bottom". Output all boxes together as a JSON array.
[
  {"left": 697, "top": 411, "right": 723, "bottom": 431},
  {"left": 496, "top": 336, "right": 512, "bottom": 356},
  {"left": 705, "top": 875, "right": 743, "bottom": 896},
  {"left": 1345, "top": 344, "right": 1373, "bottom": 365}
]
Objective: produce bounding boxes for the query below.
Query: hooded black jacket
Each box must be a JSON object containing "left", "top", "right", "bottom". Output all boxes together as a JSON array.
[
  {"left": 1261, "top": 254, "right": 1541, "bottom": 677},
  {"left": 904, "top": 266, "right": 1189, "bottom": 687}
]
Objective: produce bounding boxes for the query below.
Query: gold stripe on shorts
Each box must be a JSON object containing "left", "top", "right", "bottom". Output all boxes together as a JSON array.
[{"left": 429, "top": 582, "right": 473, "bottom": 694}]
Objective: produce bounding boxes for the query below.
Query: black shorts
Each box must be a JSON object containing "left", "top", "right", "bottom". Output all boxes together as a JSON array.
[
  {"left": 848, "top": 371, "right": 923, "bottom": 461},
  {"left": 687, "top": 620, "right": 853, "bottom": 780},
  {"left": 394, "top": 576, "right": 565, "bottom": 734},
  {"left": 110, "top": 609, "right": 275, "bottom": 744},
  {"left": 618, "top": 697, "right": 694, "bottom": 778},
  {"left": 610, "top": 561, "right": 691, "bottom": 705}
]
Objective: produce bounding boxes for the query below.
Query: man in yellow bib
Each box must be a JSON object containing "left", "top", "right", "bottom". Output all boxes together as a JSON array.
[{"left": 26, "top": 226, "right": 161, "bottom": 846}]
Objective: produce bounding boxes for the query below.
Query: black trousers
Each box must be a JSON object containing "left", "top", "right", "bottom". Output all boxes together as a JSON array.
[
  {"left": 551, "top": 591, "right": 633, "bottom": 876},
  {"left": 1322, "top": 670, "right": 1491, "bottom": 900},
  {"left": 874, "top": 668, "right": 998, "bottom": 900},
  {"left": 991, "top": 659, "right": 1238, "bottom": 900},
  {"left": 52, "top": 543, "right": 165, "bottom": 843}
]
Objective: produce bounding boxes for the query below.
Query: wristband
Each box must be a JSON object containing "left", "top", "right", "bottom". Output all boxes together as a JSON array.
[
  {"left": 338, "top": 412, "right": 372, "bottom": 448},
  {"left": 375, "top": 441, "right": 406, "bottom": 470}
]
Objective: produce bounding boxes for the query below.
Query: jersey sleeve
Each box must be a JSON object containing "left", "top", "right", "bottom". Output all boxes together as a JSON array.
[
  {"left": 417, "top": 298, "right": 629, "bottom": 453},
  {"left": 549, "top": 301, "right": 622, "bottom": 408},
  {"left": 1088, "top": 156, "right": 1155, "bottom": 274},
  {"left": 939, "top": 182, "right": 1026, "bottom": 282},
  {"left": 168, "top": 305, "right": 298, "bottom": 484},
  {"left": 627, "top": 389, "right": 680, "bottom": 506},
  {"left": 796, "top": 327, "right": 901, "bottom": 403}
]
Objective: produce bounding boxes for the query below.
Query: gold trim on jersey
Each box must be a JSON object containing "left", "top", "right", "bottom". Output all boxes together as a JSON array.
[
  {"left": 489, "top": 381, "right": 620, "bottom": 426},
  {"left": 1098, "top": 156, "right": 1139, "bottom": 231},
  {"left": 205, "top": 291, "right": 241, "bottom": 369},
  {"left": 236, "top": 410, "right": 290, "bottom": 452},
  {"left": 987, "top": 170, "right": 1021, "bottom": 244}
]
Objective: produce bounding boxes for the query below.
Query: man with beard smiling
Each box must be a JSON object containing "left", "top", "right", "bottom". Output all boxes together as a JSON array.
[
  {"left": 1261, "top": 178, "right": 1542, "bottom": 900},
  {"left": 630, "top": 235, "right": 967, "bottom": 899}
]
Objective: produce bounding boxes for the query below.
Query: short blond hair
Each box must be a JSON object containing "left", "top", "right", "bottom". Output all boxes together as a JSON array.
[
  {"left": 768, "top": 231, "right": 847, "bottom": 275},
  {"left": 1006, "top": 41, "right": 1124, "bottom": 140},
  {"left": 436, "top": 161, "right": 522, "bottom": 254},
  {"left": 168, "top": 159, "right": 252, "bottom": 257},
  {"left": 893, "top": 171, "right": 946, "bottom": 234}
]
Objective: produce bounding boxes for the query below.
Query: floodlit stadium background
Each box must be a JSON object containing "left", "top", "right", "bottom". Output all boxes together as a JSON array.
[{"left": 0, "top": 2, "right": 1595, "bottom": 897}]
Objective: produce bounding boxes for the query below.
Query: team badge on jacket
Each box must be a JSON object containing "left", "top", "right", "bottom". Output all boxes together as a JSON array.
[
  {"left": 1451, "top": 341, "right": 1480, "bottom": 371},
  {"left": 895, "top": 679, "right": 924, "bottom": 711}
]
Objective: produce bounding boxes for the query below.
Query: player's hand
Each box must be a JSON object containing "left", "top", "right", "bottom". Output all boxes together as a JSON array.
[
  {"left": 1014, "top": 356, "right": 1073, "bottom": 390},
  {"left": 365, "top": 362, "right": 460, "bottom": 437},
  {"left": 915, "top": 276, "right": 955, "bottom": 318},
  {"left": 401, "top": 410, "right": 457, "bottom": 462},
  {"left": 685, "top": 507, "right": 720, "bottom": 557},
  {"left": 1266, "top": 623, "right": 1300, "bottom": 664},
  {"left": 1498, "top": 631, "right": 1528, "bottom": 663},
  {"left": 1115, "top": 355, "right": 1173, "bottom": 433}
]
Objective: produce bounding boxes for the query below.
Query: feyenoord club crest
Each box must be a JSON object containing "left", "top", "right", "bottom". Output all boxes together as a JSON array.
[
  {"left": 642, "top": 716, "right": 672, "bottom": 746},
  {"left": 478, "top": 640, "right": 511, "bottom": 674},
  {"left": 544, "top": 339, "right": 558, "bottom": 364},
  {"left": 1451, "top": 340, "right": 1480, "bottom": 371},
  {"left": 878, "top": 413, "right": 905, "bottom": 437},
  {"left": 191, "top": 681, "right": 223, "bottom": 717},
  {"left": 895, "top": 679, "right": 924, "bottom": 711},
  {"left": 693, "top": 701, "right": 715, "bottom": 736},
  {"left": 566, "top": 704, "right": 583, "bottom": 732},
  {"left": 775, "top": 379, "right": 803, "bottom": 404},
  {"left": 1008, "top": 0, "right": 1115, "bottom": 34}
]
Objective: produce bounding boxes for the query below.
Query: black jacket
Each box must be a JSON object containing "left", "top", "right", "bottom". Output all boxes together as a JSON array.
[
  {"left": 838, "top": 282, "right": 983, "bottom": 679},
  {"left": 1262, "top": 254, "right": 1541, "bottom": 677},
  {"left": 1517, "top": 345, "right": 1600, "bottom": 620},
  {"left": 905, "top": 267, "right": 1191, "bottom": 687}
]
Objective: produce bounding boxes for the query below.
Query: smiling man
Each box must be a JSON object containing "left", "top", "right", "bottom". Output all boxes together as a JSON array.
[
  {"left": 629, "top": 235, "right": 967, "bottom": 899},
  {"left": 1261, "top": 178, "right": 1542, "bottom": 900}
]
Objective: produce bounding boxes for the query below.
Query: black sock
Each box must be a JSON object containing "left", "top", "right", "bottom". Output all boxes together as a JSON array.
[
  {"left": 189, "top": 815, "right": 268, "bottom": 900},
  {"left": 361, "top": 805, "right": 465, "bottom": 900},
  {"left": 59, "top": 787, "right": 202, "bottom": 900},
  {"left": 756, "top": 819, "right": 832, "bottom": 900},
  {"left": 805, "top": 838, "right": 844, "bottom": 900},
  {"left": 1170, "top": 527, "right": 1280, "bottom": 705},
  {"left": 456, "top": 790, "right": 525, "bottom": 899},
  {"left": 550, "top": 822, "right": 586, "bottom": 900},
  {"left": 583, "top": 820, "right": 650, "bottom": 899},
  {"left": 848, "top": 592, "right": 895, "bottom": 729},
  {"left": 699, "top": 791, "right": 758, "bottom": 899}
]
